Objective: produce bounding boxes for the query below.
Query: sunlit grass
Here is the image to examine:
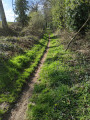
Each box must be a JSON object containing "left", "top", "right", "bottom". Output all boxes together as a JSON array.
[
  {"left": 0, "top": 34, "right": 49, "bottom": 119},
  {"left": 27, "top": 34, "right": 90, "bottom": 120}
]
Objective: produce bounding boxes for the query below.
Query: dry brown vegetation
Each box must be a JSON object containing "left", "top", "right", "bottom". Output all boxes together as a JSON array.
[
  {"left": 0, "top": 36, "right": 39, "bottom": 60},
  {"left": 0, "top": 22, "right": 44, "bottom": 61}
]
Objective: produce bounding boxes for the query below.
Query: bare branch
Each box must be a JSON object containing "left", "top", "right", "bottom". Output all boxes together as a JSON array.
[{"left": 65, "top": 17, "right": 90, "bottom": 51}]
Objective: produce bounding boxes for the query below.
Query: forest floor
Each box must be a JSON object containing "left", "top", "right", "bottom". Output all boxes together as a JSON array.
[{"left": 2, "top": 36, "right": 50, "bottom": 120}]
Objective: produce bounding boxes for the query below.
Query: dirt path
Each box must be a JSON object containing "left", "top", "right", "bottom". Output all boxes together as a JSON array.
[{"left": 5, "top": 39, "right": 50, "bottom": 120}]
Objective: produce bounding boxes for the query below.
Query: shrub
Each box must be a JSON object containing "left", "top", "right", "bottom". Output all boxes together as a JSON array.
[{"left": 65, "top": 0, "right": 90, "bottom": 34}]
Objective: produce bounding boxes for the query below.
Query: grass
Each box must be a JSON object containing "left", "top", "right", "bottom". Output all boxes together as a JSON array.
[
  {"left": 27, "top": 34, "right": 90, "bottom": 120},
  {"left": 0, "top": 34, "right": 49, "bottom": 119}
]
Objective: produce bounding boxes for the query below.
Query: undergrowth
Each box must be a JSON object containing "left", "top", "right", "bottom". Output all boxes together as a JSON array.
[
  {"left": 0, "top": 34, "right": 49, "bottom": 119},
  {"left": 27, "top": 34, "right": 90, "bottom": 120}
]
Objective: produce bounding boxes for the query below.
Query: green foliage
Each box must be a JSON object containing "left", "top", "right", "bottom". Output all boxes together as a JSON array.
[
  {"left": 27, "top": 35, "right": 71, "bottom": 120},
  {"left": 43, "top": 0, "right": 52, "bottom": 28},
  {"left": 44, "top": 0, "right": 90, "bottom": 33},
  {"left": 27, "top": 34, "right": 90, "bottom": 120},
  {"left": 29, "top": 11, "right": 45, "bottom": 30},
  {"left": 65, "top": 0, "right": 90, "bottom": 34},
  {"left": 21, "top": 11, "right": 45, "bottom": 36},
  {"left": 14, "top": 0, "right": 29, "bottom": 27},
  {"left": 43, "top": 0, "right": 66, "bottom": 29},
  {"left": 51, "top": 0, "right": 65, "bottom": 29},
  {"left": 0, "top": 34, "right": 49, "bottom": 119}
]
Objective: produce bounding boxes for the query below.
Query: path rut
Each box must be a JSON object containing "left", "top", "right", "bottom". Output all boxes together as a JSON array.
[{"left": 4, "top": 39, "right": 50, "bottom": 120}]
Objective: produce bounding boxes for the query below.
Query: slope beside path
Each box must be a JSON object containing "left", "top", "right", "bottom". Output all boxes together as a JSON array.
[{"left": 3, "top": 37, "right": 50, "bottom": 120}]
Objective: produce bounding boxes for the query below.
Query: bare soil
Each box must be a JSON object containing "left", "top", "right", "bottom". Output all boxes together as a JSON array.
[{"left": 3, "top": 39, "right": 50, "bottom": 120}]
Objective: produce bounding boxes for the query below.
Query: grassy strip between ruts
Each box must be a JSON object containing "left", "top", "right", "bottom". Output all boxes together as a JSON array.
[
  {"left": 27, "top": 34, "right": 90, "bottom": 120},
  {"left": 0, "top": 34, "right": 49, "bottom": 119}
]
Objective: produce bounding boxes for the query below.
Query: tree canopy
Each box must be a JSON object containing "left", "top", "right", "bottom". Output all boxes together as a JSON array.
[
  {"left": 14, "top": 0, "right": 90, "bottom": 34},
  {"left": 14, "top": 0, "right": 29, "bottom": 27}
]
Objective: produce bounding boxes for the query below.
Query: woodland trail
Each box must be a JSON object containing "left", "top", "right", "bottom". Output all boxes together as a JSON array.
[{"left": 3, "top": 39, "right": 50, "bottom": 120}]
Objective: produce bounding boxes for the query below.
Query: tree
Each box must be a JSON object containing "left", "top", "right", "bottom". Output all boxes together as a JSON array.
[
  {"left": 50, "top": 0, "right": 65, "bottom": 29},
  {"left": 14, "top": 0, "right": 29, "bottom": 27},
  {"left": 21, "top": 11, "right": 45, "bottom": 37},
  {"left": 43, "top": 0, "right": 52, "bottom": 28},
  {"left": 0, "top": 0, "right": 8, "bottom": 29},
  {"left": 65, "top": 0, "right": 90, "bottom": 34},
  {"left": 42, "top": 0, "right": 65, "bottom": 29},
  {"left": 29, "top": 11, "right": 44, "bottom": 29}
]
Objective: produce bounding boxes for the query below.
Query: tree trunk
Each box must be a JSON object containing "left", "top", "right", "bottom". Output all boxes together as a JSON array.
[{"left": 0, "top": 0, "right": 8, "bottom": 29}]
